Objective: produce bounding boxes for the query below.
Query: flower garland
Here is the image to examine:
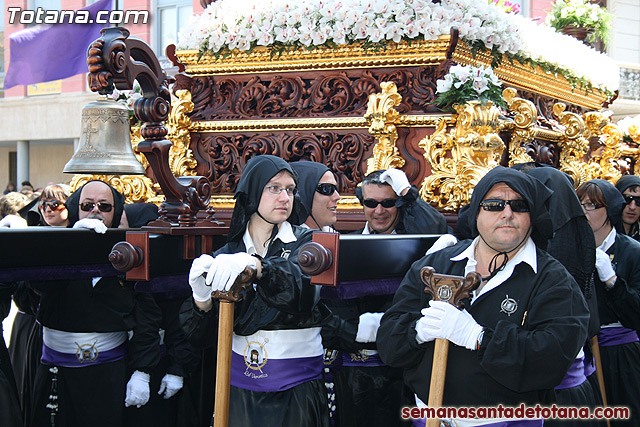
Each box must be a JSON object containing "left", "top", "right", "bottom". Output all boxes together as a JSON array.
[{"left": 177, "top": 0, "right": 618, "bottom": 94}]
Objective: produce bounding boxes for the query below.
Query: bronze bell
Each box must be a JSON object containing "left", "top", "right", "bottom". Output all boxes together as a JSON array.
[{"left": 63, "top": 98, "right": 146, "bottom": 175}]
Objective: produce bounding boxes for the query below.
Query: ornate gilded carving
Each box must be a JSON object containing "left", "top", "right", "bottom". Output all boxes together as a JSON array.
[
  {"left": 419, "top": 101, "right": 505, "bottom": 210},
  {"left": 193, "top": 131, "right": 374, "bottom": 194},
  {"left": 166, "top": 89, "right": 198, "bottom": 177},
  {"left": 188, "top": 65, "right": 444, "bottom": 122},
  {"left": 583, "top": 111, "right": 623, "bottom": 183},
  {"left": 553, "top": 103, "right": 590, "bottom": 187},
  {"left": 69, "top": 174, "right": 161, "bottom": 204},
  {"left": 503, "top": 88, "right": 536, "bottom": 166},
  {"left": 364, "top": 82, "right": 405, "bottom": 174}
]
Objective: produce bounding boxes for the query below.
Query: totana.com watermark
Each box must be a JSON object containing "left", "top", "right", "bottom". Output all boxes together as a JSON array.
[{"left": 7, "top": 7, "right": 149, "bottom": 25}]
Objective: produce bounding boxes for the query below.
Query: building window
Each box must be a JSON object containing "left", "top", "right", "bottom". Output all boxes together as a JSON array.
[{"left": 157, "top": 0, "right": 192, "bottom": 58}]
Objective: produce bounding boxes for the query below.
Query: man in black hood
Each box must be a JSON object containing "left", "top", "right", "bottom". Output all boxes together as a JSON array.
[
  {"left": 182, "top": 155, "right": 330, "bottom": 427},
  {"left": 615, "top": 175, "right": 640, "bottom": 241},
  {"left": 377, "top": 167, "right": 589, "bottom": 425},
  {"left": 29, "top": 180, "right": 161, "bottom": 426}
]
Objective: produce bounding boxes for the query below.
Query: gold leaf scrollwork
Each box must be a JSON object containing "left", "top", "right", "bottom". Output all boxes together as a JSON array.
[
  {"left": 503, "top": 88, "right": 536, "bottom": 167},
  {"left": 583, "top": 111, "right": 622, "bottom": 184},
  {"left": 69, "top": 173, "right": 161, "bottom": 204},
  {"left": 419, "top": 100, "right": 505, "bottom": 211},
  {"left": 166, "top": 89, "right": 198, "bottom": 177},
  {"left": 553, "top": 103, "right": 590, "bottom": 188},
  {"left": 364, "top": 82, "right": 405, "bottom": 174}
]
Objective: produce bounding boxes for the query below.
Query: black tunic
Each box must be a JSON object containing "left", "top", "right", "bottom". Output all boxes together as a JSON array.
[
  {"left": 0, "top": 282, "right": 23, "bottom": 427},
  {"left": 377, "top": 240, "right": 590, "bottom": 408},
  {"left": 594, "top": 233, "right": 640, "bottom": 425},
  {"left": 29, "top": 277, "right": 161, "bottom": 427},
  {"left": 181, "top": 223, "right": 331, "bottom": 427}
]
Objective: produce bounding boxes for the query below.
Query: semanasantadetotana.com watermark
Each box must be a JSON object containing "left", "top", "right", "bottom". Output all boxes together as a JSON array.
[{"left": 7, "top": 7, "right": 149, "bottom": 25}]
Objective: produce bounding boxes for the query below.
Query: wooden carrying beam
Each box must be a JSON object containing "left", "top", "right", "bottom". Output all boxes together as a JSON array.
[{"left": 298, "top": 232, "right": 442, "bottom": 286}]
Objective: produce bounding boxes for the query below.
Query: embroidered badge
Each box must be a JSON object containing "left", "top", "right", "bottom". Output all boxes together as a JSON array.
[
  {"left": 243, "top": 337, "right": 269, "bottom": 379},
  {"left": 349, "top": 349, "right": 371, "bottom": 362},
  {"left": 500, "top": 295, "right": 518, "bottom": 316},
  {"left": 75, "top": 340, "right": 99, "bottom": 363},
  {"left": 436, "top": 285, "right": 453, "bottom": 302},
  {"left": 281, "top": 249, "right": 291, "bottom": 259},
  {"left": 324, "top": 349, "right": 339, "bottom": 365}
]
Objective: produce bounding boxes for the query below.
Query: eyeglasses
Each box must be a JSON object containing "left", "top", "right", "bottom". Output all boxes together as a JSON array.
[
  {"left": 316, "top": 183, "right": 338, "bottom": 196},
  {"left": 480, "top": 199, "right": 530, "bottom": 213},
  {"left": 624, "top": 195, "right": 640, "bottom": 206},
  {"left": 79, "top": 201, "right": 113, "bottom": 212},
  {"left": 580, "top": 202, "right": 604, "bottom": 211},
  {"left": 264, "top": 185, "right": 297, "bottom": 196},
  {"left": 40, "top": 200, "right": 66, "bottom": 211},
  {"left": 362, "top": 198, "right": 397, "bottom": 209}
]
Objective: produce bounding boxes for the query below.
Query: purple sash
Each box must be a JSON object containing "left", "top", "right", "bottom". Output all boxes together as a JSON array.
[
  {"left": 341, "top": 351, "right": 384, "bottom": 367},
  {"left": 41, "top": 341, "right": 127, "bottom": 367},
  {"left": 230, "top": 352, "right": 322, "bottom": 392},
  {"left": 555, "top": 354, "right": 586, "bottom": 390},
  {"left": 598, "top": 326, "right": 639, "bottom": 347}
]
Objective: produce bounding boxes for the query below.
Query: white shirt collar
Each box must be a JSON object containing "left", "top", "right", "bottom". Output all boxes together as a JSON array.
[
  {"left": 599, "top": 227, "right": 617, "bottom": 252},
  {"left": 450, "top": 236, "right": 537, "bottom": 302},
  {"left": 242, "top": 221, "right": 297, "bottom": 256},
  {"left": 362, "top": 222, "right": 397, "bottom": 235},
  {"left": 300, "top": 223, "right": 336, "bottom": 233}
]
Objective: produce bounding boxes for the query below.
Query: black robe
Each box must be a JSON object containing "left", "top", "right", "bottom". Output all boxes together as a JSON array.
[
  {"left": 377, "top": 240, "right": 590, "bottom": 408},
  {"left": 595, "top": 233, "right": 640, "bottom": 425},
  {"left": 181, "top": 223, "right": 331, "bottom": 427},
  {"left": 0, "top": 282, "right": 23, "bottom": 427},
  {"left": 29, "top": 277, "right": 161, "bottom": 427}
]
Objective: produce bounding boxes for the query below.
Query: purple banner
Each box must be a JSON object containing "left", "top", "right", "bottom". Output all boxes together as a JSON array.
[{"left": 4, "top": 0, "right": 113, "bottom": 89}]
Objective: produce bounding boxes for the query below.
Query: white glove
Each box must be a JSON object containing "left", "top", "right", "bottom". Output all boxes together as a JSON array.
[
  {"left": 189, "top": 254, "right": 215, "bottom": 302},
  {"left": 73, "top": 218, "right": 107, "bottom": 234},
  {"left": 415, "top": 311, "right": 436, "bottom": 344},
  {"left": 380, "top": 168, "right": 411, "bottom": 196},
  {"left": 355, "top": 312, "right": 384, "bottom": 343},
  {"left": 158, "top": 373, "right": 183, "bottom": 399},
  {"left": 419, "top": 300, "right": 483, "bottom": 350},
  {"left": 426, "top": 234, "right": 458, "bottom": 256},
  {"left": 0, "top": 215, "right": 28, "bottom": 229},
  {"left": 125, "top": 370, "right": 150, "bottom": 408},
  {"left": 206, "top": 253, "right": 257, "bottom": 292},
  {"left": 595, "top": 248, "right": 616, "bottom": 283}
]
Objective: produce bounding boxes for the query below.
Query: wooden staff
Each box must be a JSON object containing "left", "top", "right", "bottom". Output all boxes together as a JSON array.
[
  {"left": 590, "top": 336, "right": 611, "bottom": 427},
  {"left": 420, "top": 267, "right": 482, "bottom": 427},
  {"left": 212, "top": 267, "right": 256, "bottom": 427}
]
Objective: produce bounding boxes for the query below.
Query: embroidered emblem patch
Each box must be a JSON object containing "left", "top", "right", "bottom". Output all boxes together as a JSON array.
[
  {"left": 324, "top": 349, "right": 339, "bottom": 365},
  {"left": 281, "top": 249, "right": 291, "bottom": 259},
  {"left": 75, "top": 341, "right": 99, "bottom": 363},
  {"left": 243, "top": 339, "right": 269, "bottom": 379},
  {"left": 500, "top": 295, "right": 518, "bottom": 316}
]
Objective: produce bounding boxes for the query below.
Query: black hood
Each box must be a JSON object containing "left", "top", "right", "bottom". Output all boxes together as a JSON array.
[
  {"left": 123, "top": 203, "right": 159, "bottom": 228},
  {"left": 588, "top": 179, "right": 625, "bottom": 226},
  {"left": 525, "top": 166, "right": 584, "bottom": 232},
  {"left": 65, "top": 180, "right": 125, "bottom": 228},
  {"left": 227, "top": 155, "right": 299, "bottom": 242},
  {"left": 465, "top": 166, "right": 554, "bottom": 249},
  {"left": 615, "top": 175, "right": 640, "bottom": 195},
  {"left": 289, "top": 161, "right": 331, "bottom": 225}
]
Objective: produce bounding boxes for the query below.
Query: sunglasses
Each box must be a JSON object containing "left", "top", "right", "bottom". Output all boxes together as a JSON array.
[
  {"left": 480, "top": 199, "right": 530, "bottom": 213},
  {"left": 624, "top": 195, "right": 640, "bottom": 206},
  {"left": 40, "top": 200, "right": 66, "bottom": 211},
  {"left": 80, "top": 201, "right": 113, "bottom": 212},
  {"left": 362, "top": 198, "right": 397, "bottom": 209},
  {"left": 316, "top": 183, "right": 338, "bottom": 196}
]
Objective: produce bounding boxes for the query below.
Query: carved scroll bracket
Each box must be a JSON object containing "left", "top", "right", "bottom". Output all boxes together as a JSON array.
[
  {"left": 583, "top": 111, "right": 623, "bottom": 183},
  {"left": 503, "top": 88, "right": 536, "bottom": 167},
  {"left": 553, "top": 103, "right": 590, "bottom": 187},
  {"left": 419, "top": 101, "right": 506, "bottom": 211},
  {"left": 364, "top": 82, "right": 405, "bottom": 174}
]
